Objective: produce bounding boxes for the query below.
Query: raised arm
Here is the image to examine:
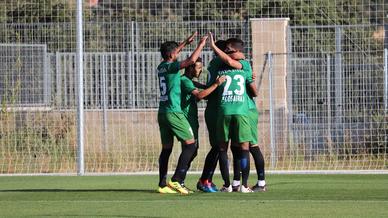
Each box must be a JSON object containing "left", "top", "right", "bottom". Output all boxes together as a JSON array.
[
  {"left": 192, "top": 76, "right": 225, "bottom": 100},
  {"left": 179, "top": 35, "right": 208, "bottom": 69},
  {"left": 174, "top": 32, "right": 197, "bottom": 55},
  {"left": 208, "top": 32, "right": 242, "bottom": 69}
]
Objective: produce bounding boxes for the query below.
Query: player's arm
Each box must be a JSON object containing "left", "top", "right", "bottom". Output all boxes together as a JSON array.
[
  {"left": 208, "top": 32, "right": 242, "bottom": 69},
  {"left": 192, "top": 81, "right": 208, "bottom": 89},
  {"left": 192, "top": 76, "right": 226, "bottom": 100},
  {"left": 247, "top": 70, "right": 258, "bottom": 97},
  {"left": 247, "top": 82, "right": 258, "bottom": 97},
  {"left": 179, "top": 35, "right": 208, "bottom": 69},
  {"left": 174, "top": 32, "right": 197, "bottom": 55}
]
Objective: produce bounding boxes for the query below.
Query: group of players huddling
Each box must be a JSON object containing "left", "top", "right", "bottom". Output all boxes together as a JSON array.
[{"left": 157, "top": 32, "right": 266, "bottom": 194}]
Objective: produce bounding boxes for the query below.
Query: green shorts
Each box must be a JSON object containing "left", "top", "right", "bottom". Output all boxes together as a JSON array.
[
  {"left": 217, "top": 114, "right": 252, "bottom": 143},
  {"left": 205, "top": 108, "right": 218, "bottom": 147},
  {"left": 248, "top": 108, "right": 259, "bottom": 145},
  {"left": 158, "top": 112, "right": 194, "bottom": 145},
  {"left": 186, "top": 115, "right": 199, "bottom": 141}
]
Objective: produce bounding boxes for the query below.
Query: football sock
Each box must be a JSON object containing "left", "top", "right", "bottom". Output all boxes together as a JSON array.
[
  {"left": 184, "top": 142, "right": 198, "bottom": 172},
  {"left": 241, "top": 150, "right": 250, "bottom": 187},
  {"left": 250, "top": 146, "right": 265, "bottom": 181},
  {"left": 158, "top": 148, "right": 172, "bottom": 187},
  {"left": 172, "top": 142, "right": 197, "bottom": 184},
  {"left": 200, "top": 146, "right": 219, "bottom": 182},
  {"left": 219, "top": 150, "right": 230, "bottom": 187},
  {"left": 232, "top": 180, "right": 241, "bottom": 187},
  {"left": 231, "top": 146, "right": 241, "bottom": 181}
]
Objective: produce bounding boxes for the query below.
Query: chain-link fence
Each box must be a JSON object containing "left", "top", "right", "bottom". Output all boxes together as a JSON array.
[{"left": 0, "top": 0, "right": 387, "bottom": 174}]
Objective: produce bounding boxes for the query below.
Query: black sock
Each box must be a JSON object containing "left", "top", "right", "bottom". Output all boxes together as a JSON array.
[
  {"left": 219, "top": 150, "right": 230, "bottom": 187},
  {"left": 183, "top": 142, "right": 198, "bottom": 173},
  {"left": 240, "top": 150, "right": 250, "bottom": 187},
  {"left": 172, "top": 142, "right": 197, "bottom": 184},
  {"left": 231, "top": 146, "right": 241, "bottom": 182},
  {"left": 158, "top": 148, "right": 172, "bottom": 187},
  {"left": 200, "top": 146, "right": 219, "bottom": 182},
  {"left": 250, "top": 146, "right": 265, "bottom": 181}
]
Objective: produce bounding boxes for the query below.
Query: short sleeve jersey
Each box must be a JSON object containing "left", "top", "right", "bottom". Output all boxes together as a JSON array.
[
  {"left": 216, "top": 60, "right": 253, "bottom": 115},
  {"left": 180, "top": 75, "right": 197, "bottom": 121},
  {"left": 157, "top": 61, "right": 182, "bottom": 113}
]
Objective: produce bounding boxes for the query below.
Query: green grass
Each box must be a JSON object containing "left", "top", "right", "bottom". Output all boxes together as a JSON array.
[{"left": 0, "top": 174, "right": 388, "bottom": 217}]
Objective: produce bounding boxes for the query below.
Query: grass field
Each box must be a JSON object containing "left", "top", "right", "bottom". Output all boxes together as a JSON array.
[{"left": 0, "top": 174, "right": 388, "bottom": 217}]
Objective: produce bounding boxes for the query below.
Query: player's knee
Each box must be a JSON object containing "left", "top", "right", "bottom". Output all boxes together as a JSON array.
[{"left": 183, "top": 138, "right": 195, "bottom": 145}]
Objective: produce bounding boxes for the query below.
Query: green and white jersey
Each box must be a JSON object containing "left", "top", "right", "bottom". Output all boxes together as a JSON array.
[
  {"left": 205, "top": 57, "right": 223, "bottom": 111},
  {"left": 180, "top": 75, "right": 198, "bottom": 122},
  {"left": 217, "top": 60, "right": 253, "bottom": 115},
  {"left": 157, "top": 61, "right": 182, "bottom": 113}
]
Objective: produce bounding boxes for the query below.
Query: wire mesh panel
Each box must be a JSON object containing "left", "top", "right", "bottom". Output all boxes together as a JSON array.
[{"left": 0, "top": 0, "right": 387, "bottom": 174}]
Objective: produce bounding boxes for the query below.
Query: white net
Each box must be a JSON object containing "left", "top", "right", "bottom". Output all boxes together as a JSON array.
[{"left": 0, "top": 0, "right": 387, "bottom": 174}]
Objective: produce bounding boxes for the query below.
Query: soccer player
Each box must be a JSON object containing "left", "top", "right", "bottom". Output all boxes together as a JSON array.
[
  {"left": 180, "top": 58, "right": 226, "bottom": 187},
  {"left": 208, "top": 33, "right": 257, "bottom": 193},
  {"left": 224, "top": 44, "right": 266, "bottom": 192},
  {"left": 197, "top": 40, "right": 245, "bottom": 193},
  {"left": 157, "top": 32, "right": 208, "bottom": 194}
]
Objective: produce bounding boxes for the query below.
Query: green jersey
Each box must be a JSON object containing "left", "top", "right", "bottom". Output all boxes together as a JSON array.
[
  {"left": 157, "top": 61, "right": 182, "bottom": 113},
  {"left": 242, "top": 60, "right": 257, "bottom": 110},
  {"left": 217, "top": 60, "right": 253, "bottom": 115},
  {"left": 205, "top": 57, "right": 223, "bottom": 111},
  {"left": 180, "top": 75, "right": 197, "bottom": 122}
]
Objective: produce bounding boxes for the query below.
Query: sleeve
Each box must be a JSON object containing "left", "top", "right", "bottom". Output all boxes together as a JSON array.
[
  {"left": 167, "top": 61, "right": 181, "bottom": 74},
  {"left": 240, "top": 60, "right": 253, "bottom": 84},
  {"left": 181, "top": 77, "right": 197, "bottom": 94}
]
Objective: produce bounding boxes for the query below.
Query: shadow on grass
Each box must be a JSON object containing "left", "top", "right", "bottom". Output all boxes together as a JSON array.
[{"left": 0, "top": 189, "right": 155, "bottom": 193}]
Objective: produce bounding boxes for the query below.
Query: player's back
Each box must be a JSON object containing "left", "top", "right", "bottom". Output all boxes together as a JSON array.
[
  {"left": 157, "top": 61, "right": 182, "bottom": 113},
  {"left": 217, "top": 61, "right": 252, "bottom": 115}
]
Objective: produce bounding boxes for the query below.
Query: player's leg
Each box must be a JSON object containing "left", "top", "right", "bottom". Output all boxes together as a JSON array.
[
  {"left": 235, "top": 115, "right": 253, "bottom": 193},
  {"left": 217, "top": 115, "right": 232, "bottom": 192},
  {"left": 167, "top": 112, "right": 196, "bottom": 194},
  {"left": 248, "top": 108, "right": 266, "bottom": 192},
  {"left": 157, "top": 113, "right": 177, "bottom": 194},
  {"left": 179, "top": 119, "right": 198, "bottom": 193},
  {"left": 250, "top": 145, "right": 266, "bottom": 192},
  {"left": 197, "top": 109, "right": 219, "bottom": 192},
  {"left": 230, "top": 141, "right": 241, "bottom": 192}
]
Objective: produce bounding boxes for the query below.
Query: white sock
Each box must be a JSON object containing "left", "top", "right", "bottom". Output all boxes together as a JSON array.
[
  {"left": 258, "top": 180, "right": 266, "bottom": 187},
  {"left": 232, "top": 180, "right": 240, "bottom": 186}
]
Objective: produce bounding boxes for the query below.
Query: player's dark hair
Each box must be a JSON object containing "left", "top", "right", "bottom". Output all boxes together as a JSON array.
[
  {"left": 160, "top": 41, "right": 179, "bottom": 60},
  {"left": 226, "top": 38, "right": 244, "bottom": 52},
  {"left": 185, "top": 57, "right": 202, "bottom": 74},
  {"left": 215, "top": 40, "right": 227, "bottom": 52}
]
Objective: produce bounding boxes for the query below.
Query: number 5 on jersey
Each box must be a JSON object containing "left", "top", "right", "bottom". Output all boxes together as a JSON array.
[{"left": 159, "top": 76, "right": 168, "bottom": 101}]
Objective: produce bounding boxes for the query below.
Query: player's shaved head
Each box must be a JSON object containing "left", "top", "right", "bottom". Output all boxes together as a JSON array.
[{"left": 160, "top": 41, "right": 179, "bottom": 60}]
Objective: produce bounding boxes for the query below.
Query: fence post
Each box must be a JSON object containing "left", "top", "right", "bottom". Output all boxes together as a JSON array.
[
  {"left": 76, "top": 0, "right": 85, "bottom": 175},
  {"left": 326, "top": 53, "right": 333, "bottom": 154},
  {"left": 102, "top": 55, "right": 108, "bottom": 151},
  {"left": 268, "top": 51, "right": 276, "bottom": 169},
  {"left": 384, "top": 48, "right": 388, "bottom": 113},
  {"left": 334, "top": 27, "right": 343, "bottom": 154}
]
